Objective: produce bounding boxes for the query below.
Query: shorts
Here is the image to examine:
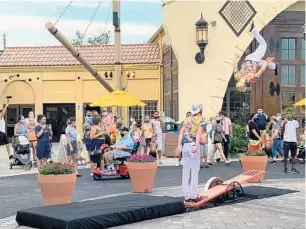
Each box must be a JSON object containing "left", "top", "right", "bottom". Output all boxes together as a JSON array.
[
  {"left": 66, "top": 140, "right": 78, "bottom": 156},
  {"left": 213, "top": 141, "right": 222, "bottom": 144},
  {"left": 90, "top": 154, "right": 101, "bottom": 164},
  {"left": 262, "top": 147, "right": 272, "bottom": 157},
  {"left": 283, "top": 141, "right": 297, "bottom": 158},
  {"left": 149, "top": 151, "right": 157, "bottom": 158},
  {"left": 145, "top": 138, "right": 151, "bottom": 146},
  {"left": 200, "top": 144, "right": 208, "bottom": 157},
  {"left": 0, "top": 132, "right": 8, "bottom": 146},
  {"left": 84, "top": 138, "right": 91, "bottom": 151},
  {"left": 36, "top": 142, "right": 51, "bottom": 160}
]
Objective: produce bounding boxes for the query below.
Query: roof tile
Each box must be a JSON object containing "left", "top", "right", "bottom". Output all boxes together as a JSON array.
[{"left": 0, "top": 44, "right": 160, "bottom": 67}]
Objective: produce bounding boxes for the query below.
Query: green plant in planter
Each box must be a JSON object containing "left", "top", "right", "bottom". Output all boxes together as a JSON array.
[
  {"left": 40, "top": 162, "right": 75, "bottom": 175},
  {"left": 244, "top": 151, "right": 267, "bottom": 156},
  {"left": 229, "top": 124, "right": 248, "bottom": 155}
]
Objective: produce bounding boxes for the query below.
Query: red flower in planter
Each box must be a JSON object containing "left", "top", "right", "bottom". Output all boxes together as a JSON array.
[{"left": 128, "top": 154, "right": 157, "bottom": 163}]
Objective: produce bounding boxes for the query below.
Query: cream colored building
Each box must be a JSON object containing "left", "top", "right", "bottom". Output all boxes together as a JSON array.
[
  {"left": 0, "top": 44, "right": 161, "bottom": 140},
  {"left": 162, "top": 0, "right": 305, "bottom": 121}
]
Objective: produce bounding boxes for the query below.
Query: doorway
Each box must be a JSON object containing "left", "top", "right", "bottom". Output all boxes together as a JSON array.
[
  {"left": 43, "top": 104, "right": 75, "bottom": 142},
  {"left": 6, "top": 105, "right": 35, "bottom": 139}
]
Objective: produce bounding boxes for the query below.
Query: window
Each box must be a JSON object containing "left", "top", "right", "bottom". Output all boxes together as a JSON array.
[
  {"left": 301, "top": 93, "right": 305, "bottom": 114},
  {"left": 301, "top": 65, "right": 305, "bottom": 85},
  {"left": 301, "top": 39, "right": 305, "bottom": 60},
  {"left": 281, "top": 38, "right": 296, "bottom": 60},
  {"left": 281, "top": 93, "right": 296, "bottom": 112},
  {"left": 128, "top": 100, "right": 158, "bottom": 123},
  {"left": 281, "top": 65, "right": 296, "bottom": 85}
]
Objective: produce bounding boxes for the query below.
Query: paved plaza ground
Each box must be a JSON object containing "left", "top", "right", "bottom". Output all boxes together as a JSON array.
[{"left": 0, "top": 144, "right": 305, "bottom": 229}]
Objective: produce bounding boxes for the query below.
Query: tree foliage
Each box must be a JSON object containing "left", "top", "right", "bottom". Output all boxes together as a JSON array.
[{"left": 71, "top": 30, "right": 111, "bottom": 45}]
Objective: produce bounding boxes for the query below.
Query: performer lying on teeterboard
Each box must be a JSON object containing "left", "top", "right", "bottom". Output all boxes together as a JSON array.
[{"left": 233, "top": 22, "right": 278, "bottom": 92}]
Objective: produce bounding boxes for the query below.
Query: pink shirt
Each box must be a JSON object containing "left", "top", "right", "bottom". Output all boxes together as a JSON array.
[{"left": 222, "top": 117, "right": 232, "bottom": 135}]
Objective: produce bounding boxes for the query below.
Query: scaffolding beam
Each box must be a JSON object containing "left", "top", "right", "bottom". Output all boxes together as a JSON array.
[{"left": 45, "top": 22, "right": 114, "bottom": 92}]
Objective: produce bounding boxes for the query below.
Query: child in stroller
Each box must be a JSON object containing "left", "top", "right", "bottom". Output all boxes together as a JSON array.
[
  {"left": 10, "top": 115, "right": 32, "bottom": 170},
  {"left": 10, "top": 135, "right": 32, "bottom": 170},
  {"left": 92, "top": 127, "right": 140, "bottom": 180}
]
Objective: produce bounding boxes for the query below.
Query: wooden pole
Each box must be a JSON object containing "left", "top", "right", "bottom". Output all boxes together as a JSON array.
[
  {"left": 45, "top": 22, "right": 114, "bottom": 92},
  {"left": 113, "top": 0, "right": 122, "bottom": 117}
]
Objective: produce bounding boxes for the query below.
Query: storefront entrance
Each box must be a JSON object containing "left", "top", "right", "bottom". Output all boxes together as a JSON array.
[
  {"left": 43, "top": 104, "right": 75, "bottom": 142},
  {"left": 6, "top": 105, "right": 35, "bottom": 139}
]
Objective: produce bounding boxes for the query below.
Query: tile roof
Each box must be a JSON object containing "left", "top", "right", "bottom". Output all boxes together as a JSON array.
[{"left": 0, "top": 44, "right": 160, "bottom": 67}]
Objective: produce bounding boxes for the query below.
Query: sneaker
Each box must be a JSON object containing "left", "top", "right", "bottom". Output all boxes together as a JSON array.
[
  {"left": 283, "top": 167, "right": 288, "bottom": 173},
  {"left": 270, "top": 160, "right": 277, "bottom": 164},
  {"left": 158, "top": 160, "right": 162, "bottom": 165},
  {"left": 175, "top": 162, "right": 180, "bottom": 166},
  {"left": 200, "top": 165, "right": 204, "bottom": 169},
  {"left": 216, "top": 158, "right": 221, "bottom": 162},
  {"left": 291, "top": 168, "right": 300, "bottom": 174},
  {"left": 102, "top": 169, "right": 111, "bottom": 175},
  {"left": 205, "top": 165, "right": 210, "bottom": 168},
  {"left": 249, "top": 21, "right": 255, "bottom": 32}
]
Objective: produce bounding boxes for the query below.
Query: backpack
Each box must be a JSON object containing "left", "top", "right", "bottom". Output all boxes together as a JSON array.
[{"left": 208, "top": 129, "right": 213, "bottom": 138}]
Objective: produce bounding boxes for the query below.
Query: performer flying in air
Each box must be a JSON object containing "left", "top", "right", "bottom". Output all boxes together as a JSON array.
[{"left": 233, "top": 22, "right": 278, "bottom": 92}]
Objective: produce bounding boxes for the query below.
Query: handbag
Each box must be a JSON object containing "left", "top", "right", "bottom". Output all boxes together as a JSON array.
[
  {"left": 248, "top": 140, "right": 262, "bottom": 151},
  {"left": 27, "top": 130, "right": 37, "bottom": 141}
]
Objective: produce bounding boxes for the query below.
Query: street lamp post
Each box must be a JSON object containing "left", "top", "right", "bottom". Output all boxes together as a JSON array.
[{"left": 195, "top": 13, "right": 209, "bottom": 64}]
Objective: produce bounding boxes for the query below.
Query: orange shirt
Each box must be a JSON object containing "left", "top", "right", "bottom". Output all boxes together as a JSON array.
[{"left": 262, "top": 138, "right": 272, "bottom": 149}]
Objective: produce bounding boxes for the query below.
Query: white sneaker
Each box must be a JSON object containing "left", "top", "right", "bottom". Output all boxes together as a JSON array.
[{"left": 175, "top": 162, "right": 180, "bottom": 166}]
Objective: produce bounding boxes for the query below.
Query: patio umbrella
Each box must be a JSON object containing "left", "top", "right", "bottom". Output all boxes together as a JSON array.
[
  {"left": 293, "top": 98, "right": 306, "bottom": 107},
  {"left": 90, "top": 89, "right": 146, "bottom": 107}
]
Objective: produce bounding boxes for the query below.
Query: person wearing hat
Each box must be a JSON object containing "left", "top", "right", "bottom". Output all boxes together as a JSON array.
[
  {"left": 176, "top": 104, "right": 204, "bottom": 203},
  {"left": 218, "top": 111, "right": 232, "bottom": 160},
  {"left": 151, "top": 111, "right": 164, "bottom": 164}
]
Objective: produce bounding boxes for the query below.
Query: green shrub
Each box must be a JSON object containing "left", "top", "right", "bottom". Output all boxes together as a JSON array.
[
  {"left": 229, "top": 124, "right": 248, "bottom": 155},
  {"left": 244, "top": 151, "right": 266, "bottom": 156}
]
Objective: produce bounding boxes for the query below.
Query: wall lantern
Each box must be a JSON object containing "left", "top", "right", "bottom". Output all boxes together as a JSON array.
[{"left": 195, "top": 12, "right": 209, "bottom": 64}]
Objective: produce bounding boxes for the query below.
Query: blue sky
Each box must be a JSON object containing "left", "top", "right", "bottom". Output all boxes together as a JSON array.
[{"left": 0, "top": 0, "right": 163, "bottom": 49}]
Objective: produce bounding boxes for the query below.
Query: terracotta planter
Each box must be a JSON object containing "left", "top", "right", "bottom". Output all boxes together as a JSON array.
[
  {"left": 38, "top": 173, "right": 76, "bottom": 206},
  {"left": 127, "top": 162, "right": 157, "bottom": 193},
  {"left": 240, "top": 155, "right": 268, "bottom": 183}
]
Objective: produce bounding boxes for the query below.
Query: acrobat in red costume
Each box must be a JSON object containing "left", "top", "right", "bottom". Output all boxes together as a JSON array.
[{"left": 233, "top": 22, "right": 278, "bottom": 92}]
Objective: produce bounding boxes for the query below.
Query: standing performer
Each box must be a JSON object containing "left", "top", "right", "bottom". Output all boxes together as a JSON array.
[
  {"left": 233, "top": 22, "right": 278, "bottom": 92},
  {"left": 176, "top": 104, "right": 204, "bottom": 203}
]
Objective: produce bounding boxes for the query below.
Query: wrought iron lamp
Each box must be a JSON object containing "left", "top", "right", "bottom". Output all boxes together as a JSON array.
[{"left": 195, "top": 13, "right": 208, "bottom": 64}]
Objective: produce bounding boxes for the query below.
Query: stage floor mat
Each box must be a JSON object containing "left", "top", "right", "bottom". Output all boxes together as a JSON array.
[{"left": 16, "top": 194, "right": 185, "bottom": 229}]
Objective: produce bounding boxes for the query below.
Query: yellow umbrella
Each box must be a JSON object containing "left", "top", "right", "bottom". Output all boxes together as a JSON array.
[
  {"left": 293, "top": 98, "right": 306, "bottom": 107},
  {"left": 90, "top": 89, "right": 146, "bottom": 107}
]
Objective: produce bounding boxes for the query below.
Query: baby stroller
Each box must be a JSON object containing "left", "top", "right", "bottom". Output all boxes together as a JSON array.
[{"left": 10, "top": 135, "right": 32, "bottom": 171}]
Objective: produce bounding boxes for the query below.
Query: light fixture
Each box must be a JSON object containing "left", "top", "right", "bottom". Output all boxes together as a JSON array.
[{"left": 195, "top": 12, "right": 209, "bottom": 64}]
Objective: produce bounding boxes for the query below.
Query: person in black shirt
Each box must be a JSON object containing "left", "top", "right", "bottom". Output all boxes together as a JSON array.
[{"left": 248, "top": 113, "right": 261, "bottom": 141}]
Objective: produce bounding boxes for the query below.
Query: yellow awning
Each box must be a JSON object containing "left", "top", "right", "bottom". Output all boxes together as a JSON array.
[
  {"left": 90, "top": 89, "right": 146, "bottom": 107},
  {"left": 293, "top": 98, "right": 306, "bottom": 107}
]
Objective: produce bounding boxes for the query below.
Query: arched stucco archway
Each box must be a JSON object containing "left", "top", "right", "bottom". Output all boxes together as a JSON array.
[
  {"left": 163, "top": 0, "right": 303, "bottom": 120},
  {"left": 2, "top": 81, "right": 35, "bottom": 104}
]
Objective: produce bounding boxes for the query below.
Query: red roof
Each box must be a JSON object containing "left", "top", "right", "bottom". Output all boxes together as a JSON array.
[{"left": 0, "top": 44, "right": 160, "bottom": 67}]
